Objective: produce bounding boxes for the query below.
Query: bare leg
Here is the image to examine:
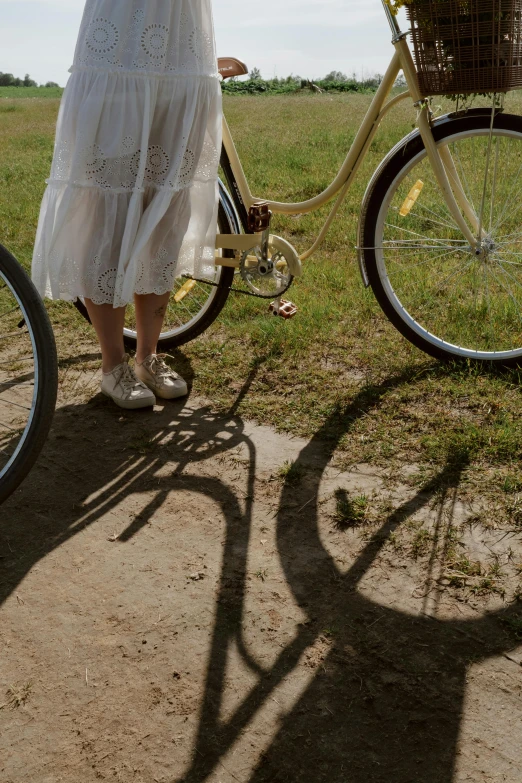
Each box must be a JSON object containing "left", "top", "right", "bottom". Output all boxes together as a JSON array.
[
  {"left": 134, "top": 292, "right": 171, "bottom": 364},
  {"left": 84, "top": 299, "right": 127, "bottom": 373}
]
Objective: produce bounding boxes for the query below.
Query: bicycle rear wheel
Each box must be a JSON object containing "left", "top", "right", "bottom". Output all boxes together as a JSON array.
[
  {"left": 362, "top": 111, "right": 522, "bottom": 366},
  {"left": 0, "top": 245, "right": 58, "bottom": 504},
  {"left": 123, "top": 194, "right": 235, "bottom": 352}
]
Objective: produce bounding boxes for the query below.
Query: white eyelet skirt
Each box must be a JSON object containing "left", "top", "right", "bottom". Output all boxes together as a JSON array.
[{"left": 32, "top": 0, "right": 222, "bottom": 308}]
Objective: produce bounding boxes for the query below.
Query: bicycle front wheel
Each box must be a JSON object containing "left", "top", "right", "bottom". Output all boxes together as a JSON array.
[
  {"left": 0, "top": 245, "right": 58, "bottom": 504},
  {"left": 362, "top": 111, "right": 522, "bottom": 366}
]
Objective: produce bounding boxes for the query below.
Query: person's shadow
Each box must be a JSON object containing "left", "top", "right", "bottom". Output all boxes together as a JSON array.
[{"left": 179, "top": 379, "right": 522, "bottom": 783}]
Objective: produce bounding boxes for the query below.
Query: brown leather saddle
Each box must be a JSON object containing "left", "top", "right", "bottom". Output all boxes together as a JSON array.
[{"left": 217, "top": 57, "right": 249, "bottom": 80}]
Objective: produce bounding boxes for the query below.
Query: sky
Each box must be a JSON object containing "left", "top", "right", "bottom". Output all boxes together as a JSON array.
[{"left": 0, "top": 0, "right": 409, "bottom": 86}]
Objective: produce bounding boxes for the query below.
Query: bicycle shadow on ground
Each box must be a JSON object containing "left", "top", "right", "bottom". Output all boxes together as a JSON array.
[
  {"left": 180, "top": 385, "right": 522, "bottom": 783},
  {"left": 0, "top": 365, "right": 520, "bottom": 782},
  {"left": 0, "top": 360, "right": 249, "bottom": 610}
]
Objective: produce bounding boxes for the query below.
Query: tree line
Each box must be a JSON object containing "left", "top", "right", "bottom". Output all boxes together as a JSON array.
[
  {"left": 0, "top": 72, "right": 60, "bottom": 88},
  {"left": 222, "top": 69, "right": 407, "bottom": 95}
]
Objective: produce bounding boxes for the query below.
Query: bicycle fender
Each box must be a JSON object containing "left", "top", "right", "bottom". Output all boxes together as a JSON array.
[{"left": 218, "top": 178, "right": 242, "bottom": 236}]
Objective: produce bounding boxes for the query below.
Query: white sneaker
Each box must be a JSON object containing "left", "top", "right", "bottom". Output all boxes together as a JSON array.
[
  {"left": 101, "top": 355, "right": 156, "bottom": 409},
  {"left": 135, "top": 354, "right": 188, "bottom": 400}
]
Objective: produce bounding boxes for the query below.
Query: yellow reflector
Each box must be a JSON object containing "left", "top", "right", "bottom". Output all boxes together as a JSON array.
[
  {"left": 174, "top": 278, "right": 196, "bottom": 302},
  {"left": 400, "top": 180, "right": 424, "bottom": 217}
]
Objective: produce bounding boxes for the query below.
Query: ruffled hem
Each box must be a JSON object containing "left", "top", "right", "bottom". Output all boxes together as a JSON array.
[
  {"left": 47, "top": 69, "right": 222, "bottom": 193},
  {"left": 32, "top": 175, "right": 220, "bottom": 308},
  {"left": 44, "top": 176, "right": 213, "bottom": 196},
  {"left": 42, "top": 282, "right": 176, "bottom": 308}
]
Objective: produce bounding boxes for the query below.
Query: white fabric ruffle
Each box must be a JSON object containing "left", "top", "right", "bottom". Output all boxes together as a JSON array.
[{"left": 32, "top": 0, "right": 222, "bottom": 307}]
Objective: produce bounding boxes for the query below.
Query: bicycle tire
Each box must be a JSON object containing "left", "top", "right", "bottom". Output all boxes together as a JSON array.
[
  {"left": 0, "top": 245, "right": 58, "bottom": 504},
  {"left": 362, "top": 111, "right": 522, "bottom": 366}
]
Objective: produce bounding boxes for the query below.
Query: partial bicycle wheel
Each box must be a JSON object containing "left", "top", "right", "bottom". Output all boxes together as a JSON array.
[
  {"left": 0, "top": 244, "right": 58, "bottom": 504},
  {"left": 362, "top": 110, "right": 522, "bottom": 365},
  {"left": 122, "top": 190, "right": 236, "bottom": 352}
]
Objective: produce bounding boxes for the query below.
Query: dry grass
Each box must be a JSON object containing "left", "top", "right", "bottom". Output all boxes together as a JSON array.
[{"left": 0, "top": 681, "right": 33, "bottom": 710}]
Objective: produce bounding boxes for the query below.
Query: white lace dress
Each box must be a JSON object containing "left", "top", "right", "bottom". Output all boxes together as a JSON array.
[{"left": 32, "top": 0, "right": 222, "bottom": 308}]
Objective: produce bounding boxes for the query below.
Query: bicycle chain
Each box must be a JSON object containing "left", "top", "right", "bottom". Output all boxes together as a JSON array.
[{"left": 181, "top": 275, "right": 279, "bottom": 300}]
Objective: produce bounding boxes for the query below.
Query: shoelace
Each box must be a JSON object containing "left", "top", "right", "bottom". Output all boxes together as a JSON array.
[
  {"left": 118, "top": 361, "right": 145, "bottom": 395},
  {"left": 146, "top": 354, "right": 176, "bottom": 382}
]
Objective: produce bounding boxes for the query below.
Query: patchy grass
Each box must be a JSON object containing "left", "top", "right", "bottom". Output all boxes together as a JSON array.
[
  {"left": 333, "top": 489, "right": 369, "bottom": 530},
  {"left": 411, "top": 527, "right": 433, "bottom": 559},
  {"left": 470, "top": 575, "right": 506, "bottom": 598},
  {"left": 277, "top": 460, "right": 305, "bottom": 485},
  {"left": 503, "top": 474, "right": 522, "bottom": 494},
  {"left": 502, "top": 615, "right": 522, "bottom": 639},
  {"left": 506, "top": 495, "right": 522, "bottom": 528},
  {"left": 127, "top": 432, "right": 157, "bottom": 454},
  {"left": 3, "top": 91, "right": 522, "bottom": 544}
]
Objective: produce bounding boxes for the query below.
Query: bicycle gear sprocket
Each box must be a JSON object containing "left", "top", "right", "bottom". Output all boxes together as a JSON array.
[{"left": 239, "top": 235, "right": 296, "bottom": 299}]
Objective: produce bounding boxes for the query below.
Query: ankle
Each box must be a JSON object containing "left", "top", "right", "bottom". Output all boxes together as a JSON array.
[
  {"left": 102, "top": 355, "right": 126, "bottom": 374},
  {"left": 135, "top": 351, "right": 156, "bottom": 366}
]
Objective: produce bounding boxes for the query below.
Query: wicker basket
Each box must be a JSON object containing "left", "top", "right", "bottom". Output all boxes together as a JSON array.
[{"left": 407, "top": 0, "right": 522, "bottom": 95}]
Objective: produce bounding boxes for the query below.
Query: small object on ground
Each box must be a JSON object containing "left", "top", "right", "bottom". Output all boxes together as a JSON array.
[{"left": 268, "top": 299, "right": 298, "bottom": 319}]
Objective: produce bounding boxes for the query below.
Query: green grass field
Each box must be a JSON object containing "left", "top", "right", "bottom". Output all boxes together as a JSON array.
[
  {"left": 0, "top": 86, "right": 63, "bottom": 99},
  {"left": 2, "top": 91, "right": 522, "bottom": 533}
]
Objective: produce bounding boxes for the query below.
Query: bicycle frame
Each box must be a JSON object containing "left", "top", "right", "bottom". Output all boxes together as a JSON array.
[{"left": 216, "top": 0, "right": 479, "bottom": 267}]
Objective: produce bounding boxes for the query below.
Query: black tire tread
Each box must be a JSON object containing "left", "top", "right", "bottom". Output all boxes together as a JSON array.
[{"left": 0, "top": 245, "right": 58, "bottom": 504}]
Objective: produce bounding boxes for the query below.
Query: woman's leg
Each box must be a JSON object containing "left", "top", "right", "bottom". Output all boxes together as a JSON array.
[
  {"left": 84, "top": 299, "right": 127, "bottom": 373},
  {"left": 133, "top": 292, "right": 187, "bottom": 399},
  {"left": 134, "top": 292, "right": 171, "bottom": 363}
]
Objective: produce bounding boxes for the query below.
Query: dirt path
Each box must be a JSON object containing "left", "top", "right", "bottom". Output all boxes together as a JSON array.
[{"left": 1, "top": 383, "right": 521, "bottom": 782}]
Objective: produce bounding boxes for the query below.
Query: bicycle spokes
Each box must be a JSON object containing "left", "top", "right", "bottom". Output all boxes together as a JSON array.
[{"left": 370, "top": 123, "right": 522, "bottom": 360}]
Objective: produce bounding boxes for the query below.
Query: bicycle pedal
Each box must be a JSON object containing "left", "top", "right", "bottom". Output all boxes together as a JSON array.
[{"left": 269, "top": 299, "right": 298, "bottom": 319}]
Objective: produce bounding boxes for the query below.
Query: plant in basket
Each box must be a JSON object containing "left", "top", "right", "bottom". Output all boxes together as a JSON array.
[{"left": 385, "top": 0, "right": 522, "bottom": 97}]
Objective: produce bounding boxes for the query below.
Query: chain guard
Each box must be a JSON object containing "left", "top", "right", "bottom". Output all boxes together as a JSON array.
[{"left": 239, "top": 235, "right": 297, "bottom": 299}]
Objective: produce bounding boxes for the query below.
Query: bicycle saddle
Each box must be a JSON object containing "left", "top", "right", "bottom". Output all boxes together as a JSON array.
[{"left": 218, "top": 57, "right": 249, "bottom": 80}]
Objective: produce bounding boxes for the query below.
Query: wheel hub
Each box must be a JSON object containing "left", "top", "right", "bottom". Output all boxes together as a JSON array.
[{"left": 472, "top": 236, "right": 497, "bottom": 263}]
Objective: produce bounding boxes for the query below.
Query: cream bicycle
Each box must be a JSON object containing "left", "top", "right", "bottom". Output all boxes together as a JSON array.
[{"left": 116, "top": 1, "right": 522, "bottom": 366}]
